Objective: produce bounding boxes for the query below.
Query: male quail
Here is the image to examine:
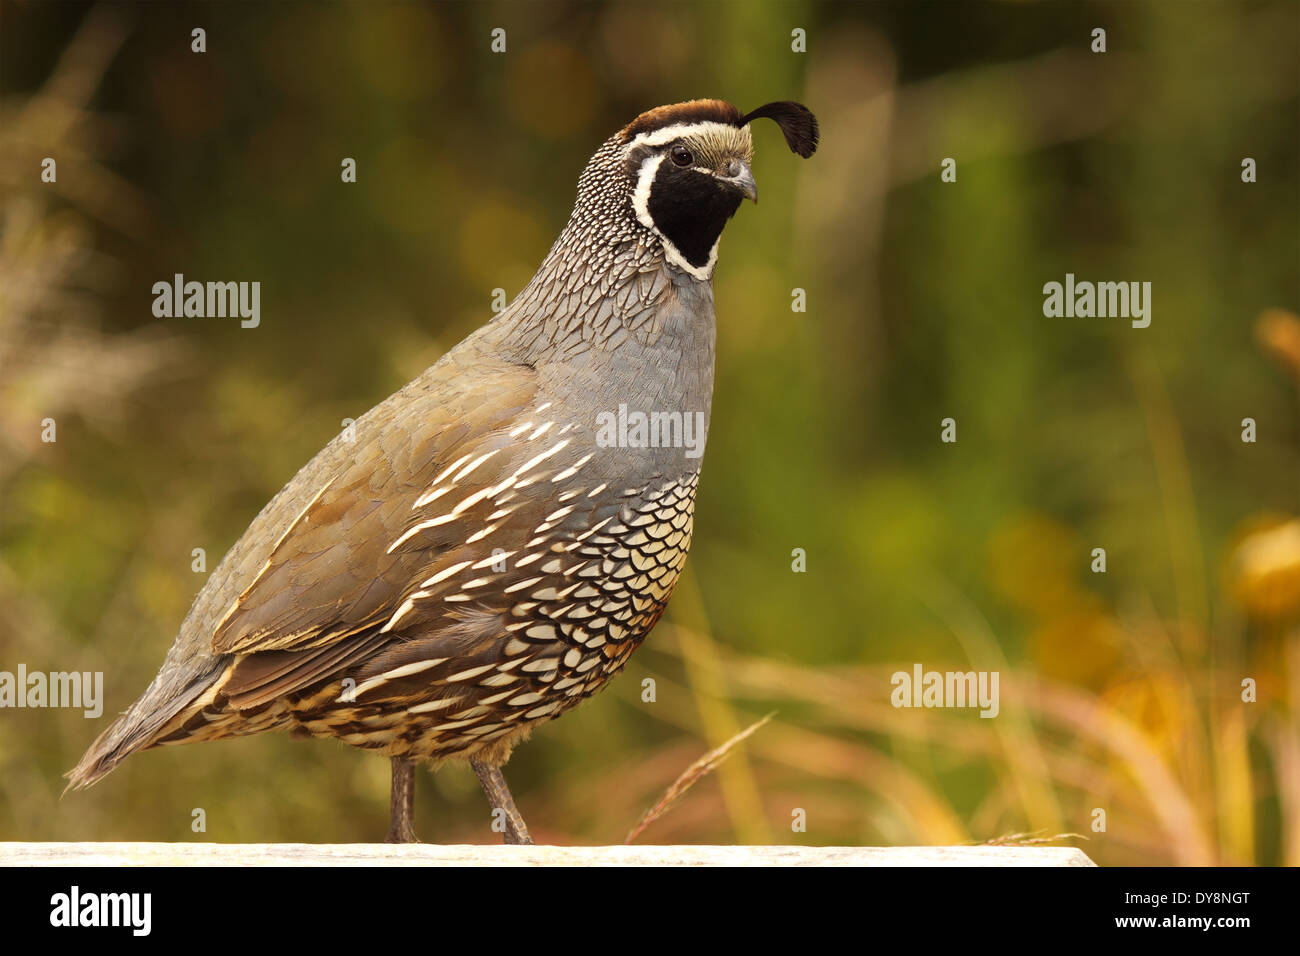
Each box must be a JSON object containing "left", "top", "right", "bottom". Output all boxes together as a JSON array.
[{"left": 69, "top": 99, "right": 819, "bottom": 844}]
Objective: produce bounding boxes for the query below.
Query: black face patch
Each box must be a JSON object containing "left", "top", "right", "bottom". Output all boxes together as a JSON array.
[{"left": 646, "top": 160, "right": 745, "bottom": 269}]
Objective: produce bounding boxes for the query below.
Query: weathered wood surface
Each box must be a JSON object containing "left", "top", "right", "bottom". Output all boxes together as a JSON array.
[{"left": 2, "top": 843, "right": 1095, "bottom": 866}]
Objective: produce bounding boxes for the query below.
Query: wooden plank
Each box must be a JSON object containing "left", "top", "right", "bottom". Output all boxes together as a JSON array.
[{"left": 1, "top": 843, "right": 1095, "bottom": 867}]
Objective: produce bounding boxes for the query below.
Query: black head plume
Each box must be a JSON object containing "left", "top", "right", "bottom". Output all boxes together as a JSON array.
[{"left": 739, "top": 101, "right": 819, "bottom": 158}]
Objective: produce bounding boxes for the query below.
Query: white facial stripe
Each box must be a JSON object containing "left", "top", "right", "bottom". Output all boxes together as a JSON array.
[
  {"left": 631, "top": 152, "right": 665, "bottom": 234},
  {"left": 668, "top": 241, "right": 718, "bottom": 281},
  {"left": 624, "top": 120, "right": 743, "bottom": 151},
  {"left": 631, "top": 151, "right": 718, "bottom": 281}
]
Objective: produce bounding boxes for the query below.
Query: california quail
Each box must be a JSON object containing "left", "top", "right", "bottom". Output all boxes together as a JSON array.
[{"left": 68, "top": 99, "right": 819, "bottom": 844}]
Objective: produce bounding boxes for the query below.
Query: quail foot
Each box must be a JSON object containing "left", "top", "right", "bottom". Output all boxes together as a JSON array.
[{"left": 68, "top": 99, "right": 819, "bottom": 844}]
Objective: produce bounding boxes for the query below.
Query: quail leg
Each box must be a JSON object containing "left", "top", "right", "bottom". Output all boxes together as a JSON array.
[
  {"left": 385, "top": 757, "right": 419, "bottom": 843},
  {"left": 471, "top": 758, "right": 534, "bottom": 845}
]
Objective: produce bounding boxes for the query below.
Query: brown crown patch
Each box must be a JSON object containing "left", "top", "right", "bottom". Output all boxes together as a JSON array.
[{"left": 620, "top": 99, "right": 743, "bottom": 142}]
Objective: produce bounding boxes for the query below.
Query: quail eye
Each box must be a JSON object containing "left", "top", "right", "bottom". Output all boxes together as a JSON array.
[{"left": 669, "top": 145, "right": 693, "bottom": 167}]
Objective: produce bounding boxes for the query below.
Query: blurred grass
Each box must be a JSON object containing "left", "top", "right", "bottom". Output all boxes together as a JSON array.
[{"left": 0, "top": 1, "right": 1297, "bottom": 864}]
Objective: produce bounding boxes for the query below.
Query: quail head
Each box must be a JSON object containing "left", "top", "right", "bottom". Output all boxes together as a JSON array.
[{"left": 69, "top": 98, "right": 819, "bottom": 844}]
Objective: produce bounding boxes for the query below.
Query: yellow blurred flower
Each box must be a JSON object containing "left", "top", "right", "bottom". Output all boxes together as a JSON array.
[
  {"left": 1255, "top": 308, "right": 1300, "bottom": 381},
  {"left": 987, "top": 514, "right": 1084, "bottom": 618},
  {"left": 1099, "top": 671, "right": 1190, "bottom": 757},
  {"left": 1227, "top": 517, "right": 1300, "bottom": 620},
  {"left": 1026, "top": 599, "right": 1124, "bottom": 686}
]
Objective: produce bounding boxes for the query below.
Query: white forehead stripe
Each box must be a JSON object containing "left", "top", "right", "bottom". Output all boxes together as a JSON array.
[
  {"left": 624, "top": 120, "right": 745, "bottom": 151},
  {"left": 630, "top": 151, "right": 717, "bottom": 281}
]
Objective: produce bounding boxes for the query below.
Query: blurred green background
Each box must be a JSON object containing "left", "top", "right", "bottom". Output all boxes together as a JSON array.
[{"left": 1, "top": 0, "right": 1297, "bottom": 865}]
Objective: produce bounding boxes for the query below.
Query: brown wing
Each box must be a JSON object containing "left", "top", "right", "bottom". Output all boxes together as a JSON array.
[
  {"left": 208, "top": 359, "right": 538, "bottom": 661},
  {"left": 65, "top": 355, "right": 543, "bottom": 789}
]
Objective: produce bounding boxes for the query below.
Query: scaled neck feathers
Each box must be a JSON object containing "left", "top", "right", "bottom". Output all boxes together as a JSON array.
[{"left": 492, "top": 132, "right": 710, "bottom": 360}]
